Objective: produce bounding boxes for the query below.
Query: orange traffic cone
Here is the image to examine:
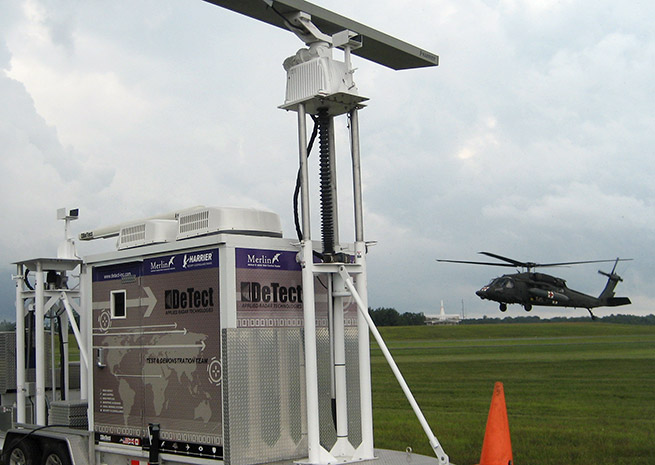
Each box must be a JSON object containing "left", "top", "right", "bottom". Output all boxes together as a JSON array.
[{"left": 478, "top": 382, "right": 513, "bottom": 465}]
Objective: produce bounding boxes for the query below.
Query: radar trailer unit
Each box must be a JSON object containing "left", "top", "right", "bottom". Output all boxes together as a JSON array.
[{"left": 2, "top": 2, "right": 452, "bottom": 465}]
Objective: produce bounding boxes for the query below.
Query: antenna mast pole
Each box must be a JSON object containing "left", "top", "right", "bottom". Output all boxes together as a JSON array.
[
  {"left": 283, "top": 13, "right": 371, "bottom": 461},
  {"left": 202, "top": 2, "right": 440, "bottom": 463}
]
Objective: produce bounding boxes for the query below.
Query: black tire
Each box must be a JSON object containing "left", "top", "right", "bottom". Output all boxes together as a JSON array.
[
  {"left": 42, "top": 444, "right": 72, "bottom": 465},
  {"left": 6, "top": 439, "right": 36, "bottom": 465}
]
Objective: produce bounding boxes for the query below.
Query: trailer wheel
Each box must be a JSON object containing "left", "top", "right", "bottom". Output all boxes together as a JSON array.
[
  {"left": 6, "top": 440, "right": 37, "bottom": 465},
  {"left": 42, "top": 444, "right": 72, "bottom": 465}
]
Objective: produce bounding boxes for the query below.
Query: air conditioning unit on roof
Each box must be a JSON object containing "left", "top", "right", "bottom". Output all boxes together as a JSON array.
[
  {"left": 176, "top": 207, "right": 282, "bottom": 240},
  {"left": 117, "top": 219, "right": 178, "bottom": 250}
]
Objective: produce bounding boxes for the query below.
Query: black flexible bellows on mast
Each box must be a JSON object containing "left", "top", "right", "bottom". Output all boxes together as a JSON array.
[{"left": 317, "top": 108, "right": 335, "bottom": 258}]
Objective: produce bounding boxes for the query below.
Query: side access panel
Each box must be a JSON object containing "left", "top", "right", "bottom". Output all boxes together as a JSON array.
[
  {"left": 221, "top": 247, "right": 361, "bottom": 465},
  {"left": 91, "top": 248, "right": 223, "bottom": 461}
]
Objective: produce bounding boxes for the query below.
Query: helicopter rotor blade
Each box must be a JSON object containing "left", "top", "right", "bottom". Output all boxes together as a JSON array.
[
  {"left": 477, "top": 252, "right": 529, "bottom": 268},
  {"left": 435, "top": 259, "right": 518, "bottom": 267},
  {"left": 441, "top": 253, "right": 633, "bottom": 270},
  {"left": 536, "top": 258, "right": 633, "bottom": 268}
]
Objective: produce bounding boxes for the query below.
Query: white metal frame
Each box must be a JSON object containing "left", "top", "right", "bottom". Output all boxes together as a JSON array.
[
  {"left": 109, "top": 289, "right": 128, "bottom": 319},
  {"left": 287, "top": 13, "right": 449, "bottom": 465},
  {"left": 13, "top": 258, "right": 86, "bottom": 426}
]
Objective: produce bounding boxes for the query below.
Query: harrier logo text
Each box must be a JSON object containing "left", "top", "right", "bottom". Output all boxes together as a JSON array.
[{"left": 184, "top": 252, "right": 213, "bottom": 268}]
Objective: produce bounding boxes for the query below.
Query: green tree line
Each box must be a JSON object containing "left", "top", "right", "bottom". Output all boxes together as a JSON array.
[
  {"left": 368, "top": 307, "right": 426, "bottom": 326},
  {"left": 461, "top": 313, "right": 655, "bottom": 325}
]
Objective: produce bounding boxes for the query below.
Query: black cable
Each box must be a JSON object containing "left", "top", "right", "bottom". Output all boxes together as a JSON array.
[
  {"left": 56, "top": 314, "right": 66, "bottom": 401},
  {"left": 27, "top": 311, "right": 35, "bottom": 370},
  {"left": 268, "top": 2, "right": 307, "bottom": 36},
  {"left": 294, "top": 115, "right": 320, "bottom": 241},
  {"left": 23, "top": 269, "right": 34, "bottom": 291},
  {"left": 3, "top": 423, "right": 74, "bottom": 454}
]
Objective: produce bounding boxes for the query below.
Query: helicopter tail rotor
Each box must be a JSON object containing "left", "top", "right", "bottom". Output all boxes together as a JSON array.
[
  {"left": 598, "top": 258, "right": 624, "bottom": 282},
  {"left": 597, "top": 258, "right": 632, "bottom": 306}
]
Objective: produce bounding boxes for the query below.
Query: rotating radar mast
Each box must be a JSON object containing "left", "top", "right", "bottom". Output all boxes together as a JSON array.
[{"left": 204, "top": 2, "right": 445, "bottom": 465}]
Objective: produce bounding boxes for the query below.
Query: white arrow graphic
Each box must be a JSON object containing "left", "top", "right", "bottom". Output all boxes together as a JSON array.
[
  {"left": 93, "top": 323, "right": 178, "bottom": 334},
  {"left": 115, "top": 373, "right": 163, "bottom": 379},
  {"left": 92, "top": 286, "right": 157, "bottom": 317},
  {"left": 142, "top": 286, "right": 157, "bottom": 317},
  {"left": 94, "top": 328, "right": 188, "bottom": 337},
  {"left": 93, "top": 340, "right": 206, "bottom": 351}
]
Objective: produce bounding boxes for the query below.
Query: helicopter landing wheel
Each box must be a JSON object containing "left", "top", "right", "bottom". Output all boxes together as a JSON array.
[
  {"left": 499, "top": 303, "right": 507, "bottom": 312},
  {"left": 524, "top": 304, "right": 532, "bottom": 312}
]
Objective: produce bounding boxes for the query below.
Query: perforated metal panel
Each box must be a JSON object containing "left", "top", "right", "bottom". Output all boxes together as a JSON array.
[
  {"left": 49, "top": 400, "right": 88, "bottom": 428},
  {"left": 223, "top": 328, "right": 307, "bottom": 465},
  {"left": 222, "top": 322, "right": 362, "bottom": 465},
  {"left": 0, "top": 332, "right": 15, "bottom": 394},
  {"left": 0, "top": 331, "right": 55, "bottom": 394},
  {"left": 345, "top": 326, "right": 362, "bottom": 448},
  {"left": 316, "top": 327, "right": 362, "bottom": 451}
]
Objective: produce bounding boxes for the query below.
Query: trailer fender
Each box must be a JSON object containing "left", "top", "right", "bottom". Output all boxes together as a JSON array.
[
  {"left": 42, "top": 441, "right": 73, "bottom": 465},
  {"left": 1, "top": 429, "right": 88, "bottom": 465},
  {"left": 2, "top": 434, "right": 41, "bottom": 465}
]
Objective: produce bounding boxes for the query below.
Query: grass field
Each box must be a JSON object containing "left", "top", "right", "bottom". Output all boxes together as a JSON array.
[{"left": 370, "top": 323, "right": 655, "bottom": 465}]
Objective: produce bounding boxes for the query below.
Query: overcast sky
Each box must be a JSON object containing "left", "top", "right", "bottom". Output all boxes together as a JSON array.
[{"left": 1, "top": 0, "right": 653, "bottom": 321}]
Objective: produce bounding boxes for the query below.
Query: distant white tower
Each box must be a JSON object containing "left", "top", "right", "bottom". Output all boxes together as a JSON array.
[{"left": 426, "top": 300, "right": 461, "bottom": 325}]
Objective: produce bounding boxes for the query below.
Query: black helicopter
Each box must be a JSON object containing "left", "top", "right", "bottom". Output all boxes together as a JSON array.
[{"left": 437, "top": 252, "right": 632, "bottom": 318}]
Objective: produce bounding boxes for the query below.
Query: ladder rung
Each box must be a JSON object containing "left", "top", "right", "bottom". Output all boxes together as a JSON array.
[
  {"left": 312, "top": 263, "right": 363, "bottom": 274},
  {"left": 332, "top": 291, "right": 351, "bottom": 298}
]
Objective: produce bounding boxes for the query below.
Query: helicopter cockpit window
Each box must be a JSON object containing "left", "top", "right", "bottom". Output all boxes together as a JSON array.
[{"left": 494, "top": 278, "right": 514, "bottom": 288}]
